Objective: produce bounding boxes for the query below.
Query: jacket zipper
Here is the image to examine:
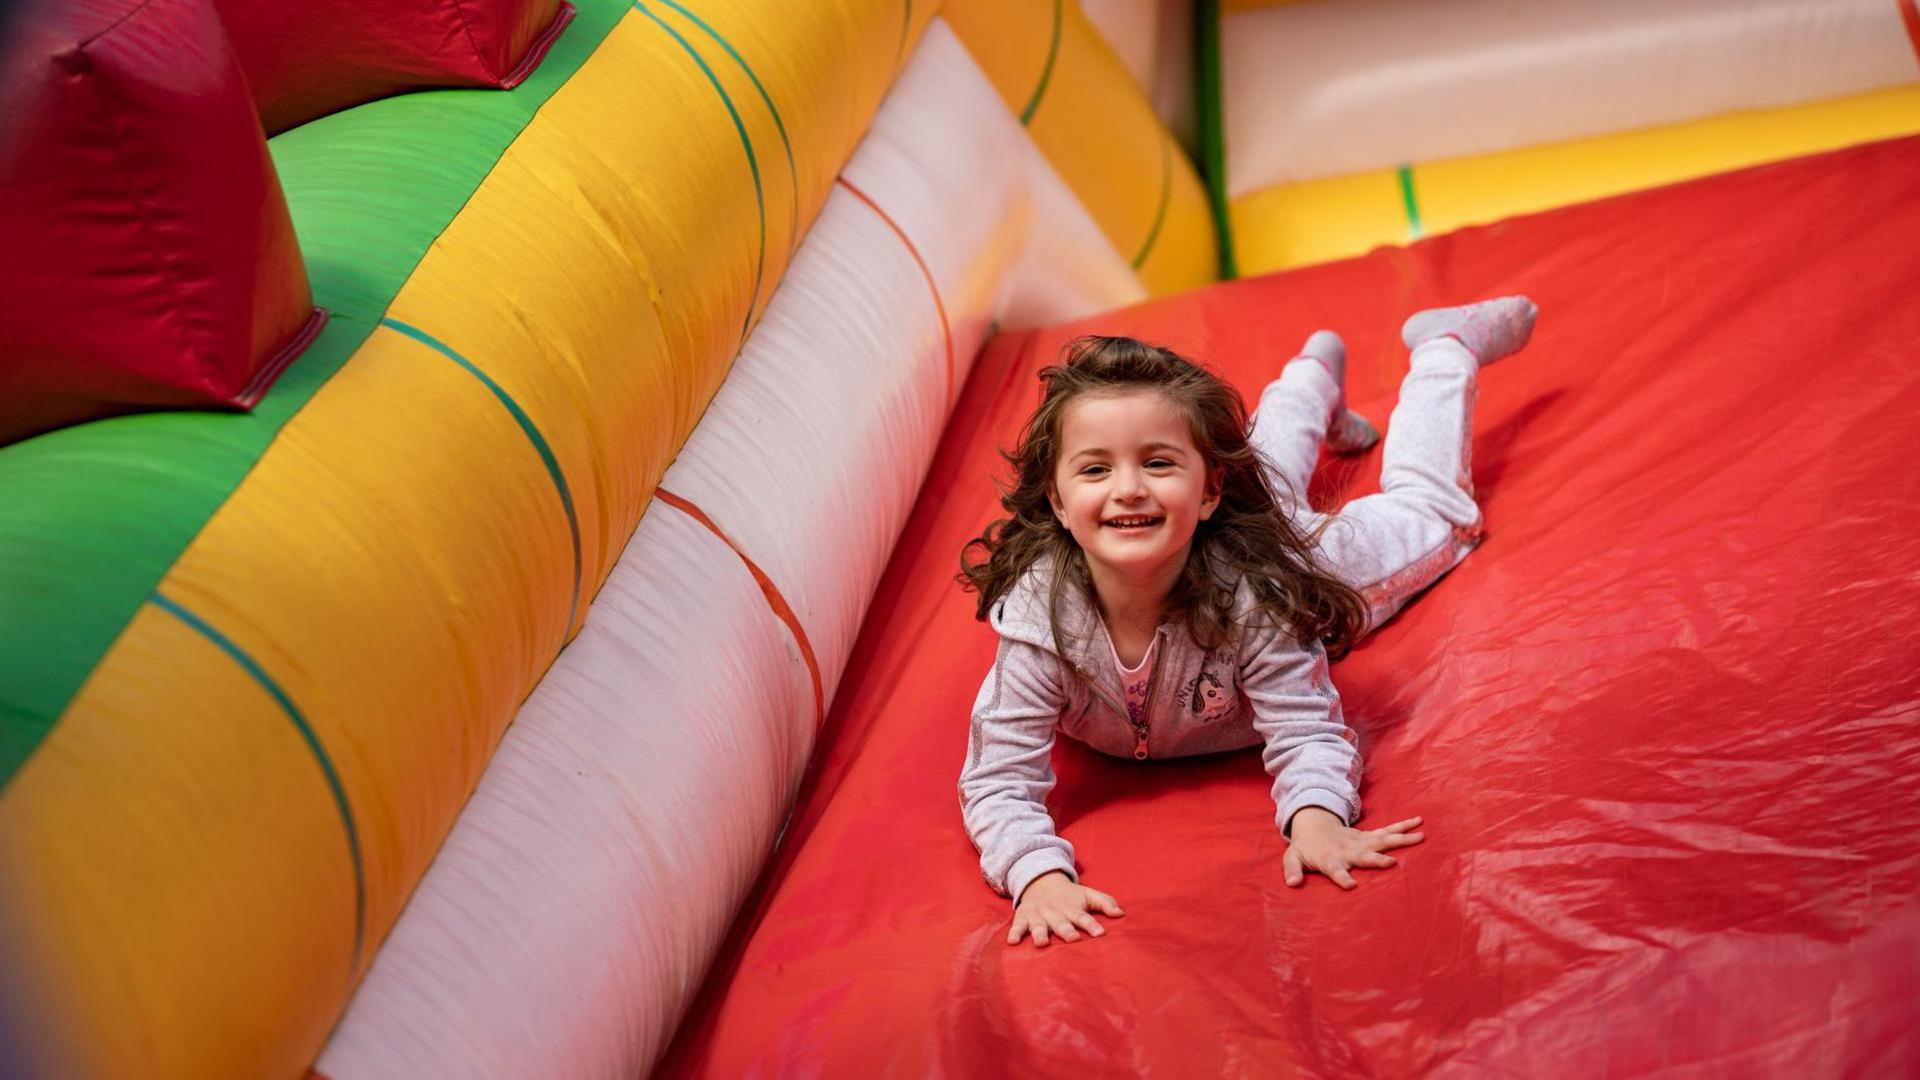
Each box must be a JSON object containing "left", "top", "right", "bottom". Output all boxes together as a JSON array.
[
  {"left": 1078, "top": 628, "right": 1165, "bottom": 760},
  {"left": 1131, "top": 631, "right": 1166, "bottom": 759}
]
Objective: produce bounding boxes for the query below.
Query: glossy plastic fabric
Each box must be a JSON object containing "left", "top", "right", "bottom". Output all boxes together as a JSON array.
[
  {"left": 0, "top": 1, "right": 929, "bottom": 1076},
  {"left": 214, "top": 0, "right": 574, "bottom": 133},
  {"left": 1231, "top": 84, "right": 1920, "bottom": 275},
  {"left": 312, "top": 21, "right": 1140, "bottom": 1080},
  {"left": 1221, "top": 0, "right": 1918, "bottom": 196},
  {"left": 661, "top": 136, "right": 1920, "bottom": 1075},
  {"left": 944, "top": 0, "right": 1215, "bottom": 295},
  {"left": 0, "top": 0, "right": 318, "bottom": 446}
]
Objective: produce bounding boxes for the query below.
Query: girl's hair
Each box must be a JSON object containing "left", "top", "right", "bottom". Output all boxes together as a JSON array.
[{"left": 959, "top": 335, "right": 1368, "bottom": 659}]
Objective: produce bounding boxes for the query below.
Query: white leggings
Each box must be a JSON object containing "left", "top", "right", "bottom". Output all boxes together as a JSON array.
[{"left": 1249, "top": 338, "right": 1485, "bottom": 632}]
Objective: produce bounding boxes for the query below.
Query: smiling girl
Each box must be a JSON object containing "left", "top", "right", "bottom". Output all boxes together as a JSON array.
[{"left": 957, "top": 297, "right": 1537, "bottom": 947}]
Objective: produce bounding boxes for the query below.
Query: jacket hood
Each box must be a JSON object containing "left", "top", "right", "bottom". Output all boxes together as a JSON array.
[{"left": 987, "top": 557, "right": 1097, "bottom": 658}]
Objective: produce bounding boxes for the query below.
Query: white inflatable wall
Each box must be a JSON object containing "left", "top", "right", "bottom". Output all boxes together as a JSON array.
[
  {"left": 1224, "top": 0, "right": 1917, "bottom": 195},
  {"left": 314, "top": 21, "right": 1142, "bottom": 1079}
]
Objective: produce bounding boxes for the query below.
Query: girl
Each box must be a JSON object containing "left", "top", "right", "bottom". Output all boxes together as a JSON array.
[{"left": 957, "top": 296, "right": 1537, "bottom": 948}]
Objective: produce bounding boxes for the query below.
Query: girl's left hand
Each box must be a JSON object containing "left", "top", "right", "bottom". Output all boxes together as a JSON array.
[{"left": 1283, "top": 809, "right": 1424, "bottom": 889}]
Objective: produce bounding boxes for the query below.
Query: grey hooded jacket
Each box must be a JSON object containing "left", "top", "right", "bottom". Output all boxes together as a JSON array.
[{"left": 959, "top": 561, "right": 1363, "bottom": 905}]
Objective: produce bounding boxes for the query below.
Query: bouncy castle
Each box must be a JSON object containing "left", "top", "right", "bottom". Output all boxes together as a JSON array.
[{"left": 1, "top": 0, "right": 1916, "bottom": 1075}]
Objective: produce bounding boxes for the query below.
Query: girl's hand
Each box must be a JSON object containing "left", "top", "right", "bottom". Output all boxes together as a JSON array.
[
  {"left": 1283, "top": 809, "right": 1425, "bottom": 889},
  {"left": 1009, "top": 871, "right": 1125, "bottom": 946}
]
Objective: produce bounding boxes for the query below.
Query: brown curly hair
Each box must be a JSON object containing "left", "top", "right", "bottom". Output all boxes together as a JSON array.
[{"left": 959, "top": 335, "right": 1368, "bottom": 659}]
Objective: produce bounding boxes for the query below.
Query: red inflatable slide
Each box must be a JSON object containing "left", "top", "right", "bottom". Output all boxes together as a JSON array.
[{"left": 663, "top": 135, "right": 1920, "bottom": 1075}]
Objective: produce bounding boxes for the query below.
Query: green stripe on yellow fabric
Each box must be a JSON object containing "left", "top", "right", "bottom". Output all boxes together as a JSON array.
[
  {"left": 149, "top": 591, "right": 367, "bottom": 976},
  {"left": 895, "top": 0, "right": 913, "bottom": 70},
  {"left": 1019, "top": 0, "right": 1063, "bottom": 125},
  {"left": 1398, "top": 163, "right": 1424, "bottom": 239},
  {"left": 656, "top": 0, "right": 799, "bottom": 259},
  {"left": 378, "top": 317, "right": 582, "bottom": 638},
  {"left": 1132, "top": 137, "right": 1174, "bottom": 268},
  {"left": 634, "top": 0, "right": 765, "bottom": 343}
]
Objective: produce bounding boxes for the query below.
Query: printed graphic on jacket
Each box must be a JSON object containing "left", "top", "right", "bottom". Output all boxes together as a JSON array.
[
  {"left": 1124, "top": 673, "right": 1150, "bottom": 726},
  {"left": 1184, "top": 669, "right": 1235, "bottom": 723}
]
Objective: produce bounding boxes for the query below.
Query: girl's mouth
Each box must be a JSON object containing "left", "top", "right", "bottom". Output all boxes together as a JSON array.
[{"left": 1102, "top": 515, "right": 1163, "bottom": 531}]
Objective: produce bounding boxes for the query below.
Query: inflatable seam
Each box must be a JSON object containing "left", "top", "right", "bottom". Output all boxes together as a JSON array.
[
  {"left": 149, "top": 590, "right": 366, "bottom": 979},
  {"left": 656, "top": 0, "right": 798, "bottom": 260},
  {"left": 379, "top": 317, "right": 582, "bottom": 640},
  {"left": 1130, "top": 137, "right": 1173, "bottom": 268},
  {"left": 835, "top": 176, "right": 954, "bottom": 405},
  {"left": 894, "top": 0, "right": 914, "bottom": 70},
  {"left": 449, "top": 0, "right": 504, "bottom": 83},
  {"left": 635, "top": 0, "right": 766, "bottom": 345},
  {"left": 655, "top": 488, "right": 825, "bottom": 730},
  {"left": 236, "top": 308, "right": 329, "bottom": 408},
  {"left": 1019, "top": 0, "right": 1063, "bottom": 124},
  {"left": 499, "top": 2, "right": 581, "bottom": 89}
]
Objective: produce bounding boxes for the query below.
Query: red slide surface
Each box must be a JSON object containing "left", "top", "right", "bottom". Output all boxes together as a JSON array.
[{"left": 664, "top": 135, "right": 1920, "bottom": 1076}]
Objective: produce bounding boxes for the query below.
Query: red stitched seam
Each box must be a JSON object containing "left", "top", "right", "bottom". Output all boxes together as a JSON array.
[
  {"left": 497, "top": 2, "right": 577, "bottom": 90},
  {"left": 235, "top": 307, "right": 328, "bottom": 406},
  {"left": 834, "top": 175, "right": 955, "bottom": 406},
  {"left": 447, "top": 0, "right": 501, "bottom": 83},
  {"left": 655, "top": 487, "right": 826, "bottom": 731}
]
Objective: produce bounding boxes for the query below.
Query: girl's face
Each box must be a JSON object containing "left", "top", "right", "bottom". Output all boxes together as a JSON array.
[{"left": 1048, "top": 389, "right": 1220, "bottom": 586}]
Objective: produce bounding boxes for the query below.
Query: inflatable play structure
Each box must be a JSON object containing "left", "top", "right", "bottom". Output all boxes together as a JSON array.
[{"left": 0, "top": 0, "right": 1915, "bottom": 1075}]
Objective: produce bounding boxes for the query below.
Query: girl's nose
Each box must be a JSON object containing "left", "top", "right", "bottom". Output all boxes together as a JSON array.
[{"left": 1114, "top": 467, "right": 1148, "bottom": 499}]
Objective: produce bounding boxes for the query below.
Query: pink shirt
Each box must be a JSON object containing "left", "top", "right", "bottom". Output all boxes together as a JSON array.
[{"left": 1108, "top": 633, "right": 1158, "bottom": 727}]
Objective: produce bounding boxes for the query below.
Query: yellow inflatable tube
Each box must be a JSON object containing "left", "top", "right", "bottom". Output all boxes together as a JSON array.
[
  {"left": 0, "top": 2, "right": 935, "bottom": 1076},
  {"left": 944, "top": 0, "right": 1216, "bottom": 294},
  {"left": 1233, "top": 84, "right": 1920, "bottom": 275}
]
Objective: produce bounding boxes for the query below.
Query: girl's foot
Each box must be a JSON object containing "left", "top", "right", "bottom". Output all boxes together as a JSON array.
[
  {"left": 1288, "top": 330, "right": 1378, "bottom": 454},
  {"left": 1401, "top": 295, "right": 1538, "bottom": 365}
]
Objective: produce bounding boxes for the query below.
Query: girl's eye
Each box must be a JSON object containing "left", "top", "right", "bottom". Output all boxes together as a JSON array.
[
  {"left": 1079, "top": 464, "right": 1108, "bottom": 477},
  {"left": 1147, "top": 458, "right": 1174, "bottom": 469}
]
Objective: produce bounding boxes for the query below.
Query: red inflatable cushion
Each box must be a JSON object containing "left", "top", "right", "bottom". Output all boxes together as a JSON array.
[
  {"left": 0, "top": 0, "right": 322, "bottom": 447},
  {"left": 215, "top": 0, "right": 577, "bottom": 134},
  {"left": 663, "top": 135, "right": 1920, "bottom": 1075}
]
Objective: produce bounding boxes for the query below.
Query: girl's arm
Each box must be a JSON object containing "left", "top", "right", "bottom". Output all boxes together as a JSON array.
[
  {"left": 958, "top": 636, "right": 1077, "bottom": 905},
  {"left": 1239, "top": 632, "right": 1363, "bottom": 832},
  {"left": 1241, "top": 631, "right": 1424, "bottom": 887}
]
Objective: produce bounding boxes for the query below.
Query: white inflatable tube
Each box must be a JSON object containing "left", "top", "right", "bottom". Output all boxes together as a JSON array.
[
  {"left": 1224, "top": 0, "right": 1917, "bottom": 195},
  {"left": 314, "top": 21, "right": 1141, "bottom": 1079}
]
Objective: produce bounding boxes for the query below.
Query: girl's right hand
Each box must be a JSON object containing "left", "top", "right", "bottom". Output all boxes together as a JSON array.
[{"left": 1009, "top": 871, "right": 1124, "bottom": 946}]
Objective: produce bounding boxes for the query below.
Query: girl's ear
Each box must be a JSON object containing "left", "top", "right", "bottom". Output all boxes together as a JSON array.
[
  {"left": 1047, "top": 481, "right": 1069, "bottom": 528},
  {"left": 1200, "top": 466, "right": 1224, "bottom": 521}
]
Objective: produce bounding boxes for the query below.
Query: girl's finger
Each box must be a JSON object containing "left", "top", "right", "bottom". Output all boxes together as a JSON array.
[
  {"left": 1379, "top": 817, "right": 1423, "bottom": 833},
  {"left": 1085, "top": 889, "right": 1126, "bottom": 917},
  {"left": 1283, "top": 848, "right": 1305, "bottom": 887},
  {"left": 1376, "top": 831, "right": 1426, "bottom": 850},
  {"left": 1048, "top": 915, "right": 1083, "bottom": 943},
  {"left": 1330, "top": 864, "right": 1359, "bottom": 890},
  {"left": 1357, "top": 851, "right": 1398, "bottom": 869},
  {"left": 1032, "top": 921, "right": 1051, "bottom": 947},
  {"left": 1071, "top": 911, "right": 1106, "bottom": 938},
  {"left": 1008, "top": 917, "right": 1030, "bottom": 946}
]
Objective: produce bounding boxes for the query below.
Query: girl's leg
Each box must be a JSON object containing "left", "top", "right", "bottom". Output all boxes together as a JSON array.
[
  {"left": 1249, "top": 331, "right": 1378, "bottom": 515},
  {"left": 1316, "top": 296, "right": 1535, "bottom": 631}
]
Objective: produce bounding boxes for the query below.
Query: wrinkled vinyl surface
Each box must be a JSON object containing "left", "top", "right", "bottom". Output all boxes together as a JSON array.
[{"left": 662, "top": 136, "right": 1920, "bottom": 1075}]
